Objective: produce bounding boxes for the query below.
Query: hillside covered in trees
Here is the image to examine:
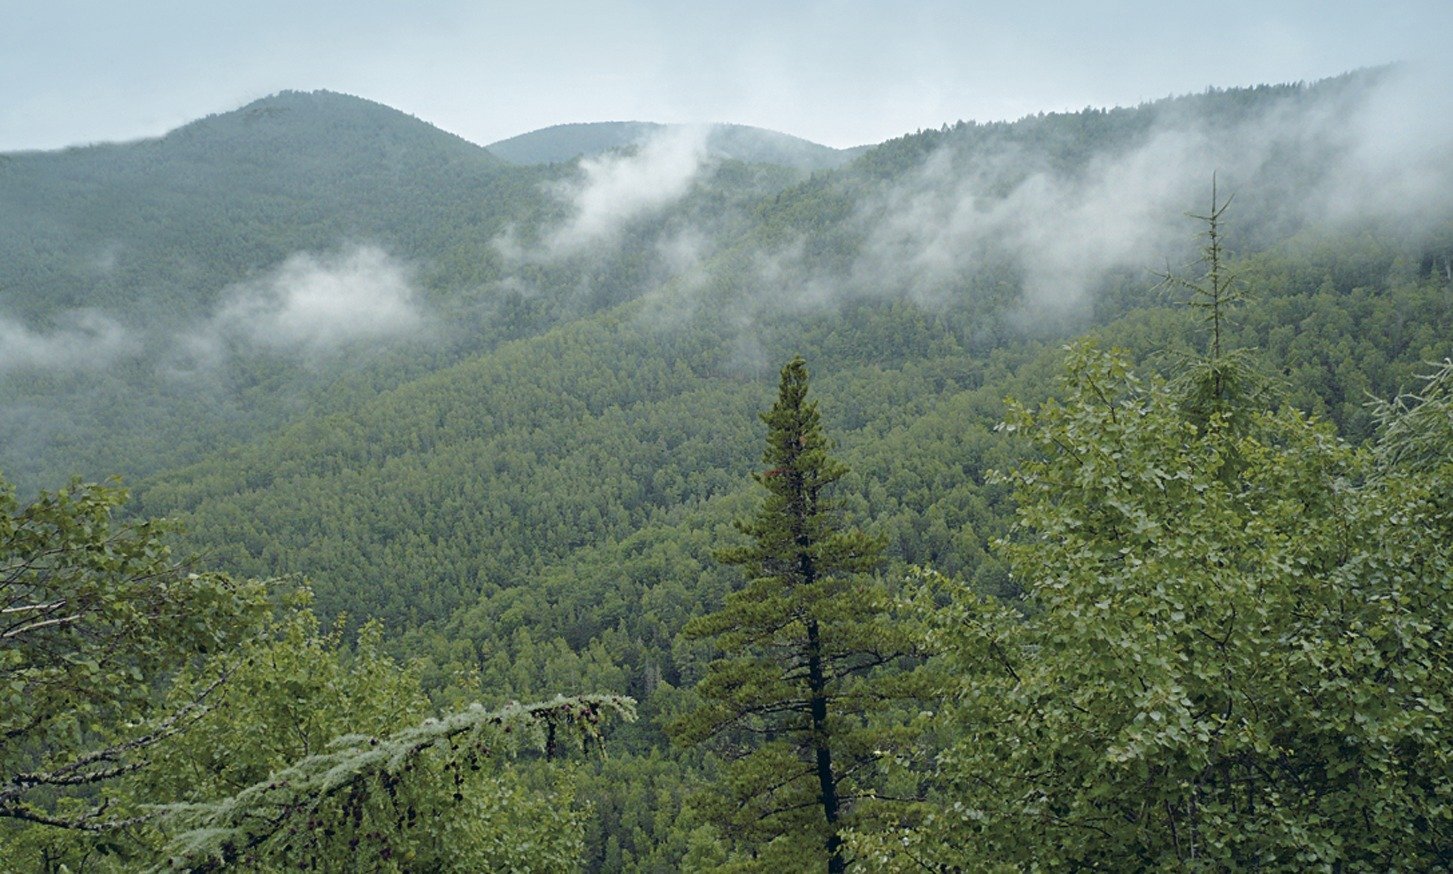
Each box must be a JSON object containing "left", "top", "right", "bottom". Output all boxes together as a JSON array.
[{"left": 2, "top": 68, "right": 1450, "bottom": 870}]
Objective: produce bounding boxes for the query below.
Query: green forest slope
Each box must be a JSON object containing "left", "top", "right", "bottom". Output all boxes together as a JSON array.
[
  {"left": 487, "top": 121, "right": 860, "bottom": 169},
  {"left": 3, "top": 70, "right": 1450, "bottom": 870}
]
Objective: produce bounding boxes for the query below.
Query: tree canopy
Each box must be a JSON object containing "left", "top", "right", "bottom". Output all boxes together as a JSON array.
[
  {"left": 674, "top": 356, "right": 921, "bottom": 872},
  {"left": 857, "top": 346, "right": 1453, "bottom": 870},
  {"left": 0, "top": 478, "right": 268, "bottom": 832},
  {"left": 0, "top": 477, "right": 634, "bottom": 872}
]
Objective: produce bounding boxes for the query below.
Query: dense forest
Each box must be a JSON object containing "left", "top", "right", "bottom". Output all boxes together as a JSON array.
[{"left": 2, "top": 69, "right": 1450, "bottom": 870}]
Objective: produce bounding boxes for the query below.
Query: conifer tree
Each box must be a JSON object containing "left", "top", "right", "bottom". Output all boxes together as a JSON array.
[
  {"left": 673, "top": 356, "right": 913, "bottom": 873},
  {"left": 1159, "top": 176, "right": 1268, "bottom": 421}
]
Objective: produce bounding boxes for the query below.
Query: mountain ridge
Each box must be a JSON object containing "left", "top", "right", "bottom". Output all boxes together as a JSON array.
[{"left": 486, "top": 120, "right": 864, "bottom": 170}]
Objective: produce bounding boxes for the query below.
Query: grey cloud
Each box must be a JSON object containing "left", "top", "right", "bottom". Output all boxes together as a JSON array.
[
  {"left": 534, "top": 126, "right": 714, "bottom": 259},
  {"left": 841, "top": 68, "right": 1450, "bottom": 316},
  {"left": 210, "top": 245, "right": 425, "bottom": 351},
  {"left": 493, "top": 69, "right": 1453, "bottom": 357},
  {"left": 0, "top": 310, "right": 134, "bottom": 372},
  {"left": 1311, "top": 62, "right": 1453, "bottom": 228}
]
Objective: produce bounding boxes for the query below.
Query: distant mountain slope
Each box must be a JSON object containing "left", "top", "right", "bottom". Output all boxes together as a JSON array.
[
  {"left": 5, "top": 70, "right": 1448, "bottom": 510},
  {"left": 0, "top": 89, "right": 518, "bottom": 320},
  {"left": 486, "top": 121, "right": 662, "bottom": 164},
  {"left": 137, "top": 228, "right": 1452, "bottom": 633},
  {"left": 173, "top": 89, "right": 490, "bottom": 162},
  {"left": 122, "top": 71, "right": 1453, "bottom": 642},
  {"left": 0, "top": 90, "right": 558, "bottom": 492},
  {"left": 487, "top": 121, "right": 861, "bottom": 170},
  {"left": 0, "top": 91, "right": 814, "bottom": 492}
]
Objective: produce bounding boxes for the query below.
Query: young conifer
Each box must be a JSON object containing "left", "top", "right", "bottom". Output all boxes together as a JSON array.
[{"left": 673, "top": 356, "right": 913, "bottom": 873}]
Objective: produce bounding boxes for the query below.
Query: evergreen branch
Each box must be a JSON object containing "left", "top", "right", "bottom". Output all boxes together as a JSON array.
[
  {"left": 156, "top": 694, "right": 633, "bottom": 871},
  {"left": 0, "top": 672, "right": 229, "bottom": 810},
  {"left": 0, "top": 797, "right": 154, "bottom": 833}
]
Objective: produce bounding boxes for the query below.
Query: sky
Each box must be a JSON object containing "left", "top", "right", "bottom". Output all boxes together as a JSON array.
[{"left": 2, "top": 1, "right": 1448, "bottom": 153}]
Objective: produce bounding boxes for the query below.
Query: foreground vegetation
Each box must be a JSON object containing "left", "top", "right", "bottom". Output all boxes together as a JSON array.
[
  {"left": 5, "top": 345, "right": 1448, "bottom": 870},
  {"left": 2, "top": 73, "right": 1450, "bottom": 870}
]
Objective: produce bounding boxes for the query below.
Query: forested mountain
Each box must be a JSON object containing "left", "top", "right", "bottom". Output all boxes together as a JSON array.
[
  {"left": 124, "top": 69, "right": 1451, "bottom": 630},
  {"left": 0, "top": 91, "right": 804, "bottom": 491},
  {"left": 3, "top": 69, "right": 1451, "bottom": 870},
  {"left": 2, "top": 90, "right": 504, "bottom": 320},
  {"left": 488, "top": 121, "right": 665, "bottom": 165},
  {"left": 486, "top": 121, "right": 860, "bottom": 169}
]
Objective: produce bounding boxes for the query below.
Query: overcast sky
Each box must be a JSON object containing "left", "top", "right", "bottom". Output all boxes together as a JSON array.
[{"left": 2, "top": 1, "right": 1447, "bottom": 153}]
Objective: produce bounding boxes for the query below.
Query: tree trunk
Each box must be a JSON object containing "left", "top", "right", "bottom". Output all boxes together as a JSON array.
[{"left": 807, "top": 617, "right": 844, "bottom": 873}]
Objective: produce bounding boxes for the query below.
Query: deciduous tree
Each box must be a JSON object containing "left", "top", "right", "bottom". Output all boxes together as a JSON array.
[
  {"left": 0, "top": 477, "right": 268, "bottom": 832},
  {"left": 865, "top": 346, "right": 1453, "bottom": 870}
]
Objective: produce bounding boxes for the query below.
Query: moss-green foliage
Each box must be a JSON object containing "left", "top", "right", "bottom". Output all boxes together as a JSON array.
[
  {"left": 136, "top": 599, "right": 432, "bottom": 806},
  {"left": 4, "top": 72, "right": 1452, "bottom": 870},
  {"left": 669, "top": 357, "right": 921, "bottom": 871},
  {"left": 0, "top": 477, "right": 269, "bottom": 833},
  {"left": 2, "top": 589, "right": 426, "bottom": 870},
  {"left": 157, "top": 694, "right": 633, "bottom": 872},
  {"left": 859, "top": 347, "right": 1452, "bottom": 870},
  {"left": 1, "top": 572, "right": 631, "bottom": 872}
]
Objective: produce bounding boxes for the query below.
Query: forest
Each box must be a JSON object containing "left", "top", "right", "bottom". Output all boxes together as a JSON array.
[{"left": 1, "top": 69, "right": 1450, "bottom": 871}]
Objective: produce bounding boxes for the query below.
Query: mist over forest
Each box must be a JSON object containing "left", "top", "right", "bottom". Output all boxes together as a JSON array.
[{"left": 2, "top": 63, "right": 1451, "bottom": 871}]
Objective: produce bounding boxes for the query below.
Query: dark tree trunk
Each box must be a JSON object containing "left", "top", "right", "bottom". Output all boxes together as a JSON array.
[
  {"left": 807, "top": 617, "right": 844, "bottom": 873},
  {"left": 796, "top": 472, "right": 843, "bottom": 873}
]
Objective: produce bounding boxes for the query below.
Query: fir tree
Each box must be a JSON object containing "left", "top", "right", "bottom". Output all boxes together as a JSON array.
[
  {"left": 673, "top": 357, "right": 914, "bottom": 873},
  {"left": 1159, "top": 176, "right": 1269, "bottom": 420}
]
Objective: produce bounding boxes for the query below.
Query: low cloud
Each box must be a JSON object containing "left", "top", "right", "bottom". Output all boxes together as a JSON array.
[
  {"left": 536, "top": 126, "right": 713, "bottom": 258},
  {"left": 210, "top": 245, "right": 424, "bottom": 351},
  {"left": 515, "top": 66, "right": 1453, "bottom": 374},
  {"left": 0, "top": 246, "right": 424, "bottom": 376},
  {"left": 0, "top": 310, "right": 134, "bottom": 372},
  {"left": 855, "top": 127, "right": 1210, "bottom": 310},
  {"left": 1310, "top": 62, "right": 1453, "bottom": 228},
  {"left": 820, "top": 65, "right": 1453, "bottom": 317}
]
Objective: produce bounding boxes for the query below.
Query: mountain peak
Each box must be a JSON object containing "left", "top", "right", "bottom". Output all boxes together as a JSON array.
[
  {"left": 486, "top": 120, "right": 860, "bottom": 170},
  {"left": 160, "top": 89, "right": 492, "bottom": 162}
]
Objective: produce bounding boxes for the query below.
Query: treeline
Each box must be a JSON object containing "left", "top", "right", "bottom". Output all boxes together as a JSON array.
[
  {"left": 96, "top": 223, "right": 1447, "bottom": 869},
  {"left": 3, "top": 72, "right": 1451, "bottom": 869},
  {"left": 5, "top": 305, "right": 1448, "bottom": 869}
]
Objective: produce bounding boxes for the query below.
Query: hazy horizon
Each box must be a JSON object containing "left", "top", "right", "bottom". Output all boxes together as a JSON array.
[{"left": 5, "top": 1, "right": 1450, "bottom": 154}]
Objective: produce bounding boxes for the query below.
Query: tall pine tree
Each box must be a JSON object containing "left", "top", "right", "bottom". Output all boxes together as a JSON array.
[{"left": 673, "top": 356, "right": 914, "bottom": 872}]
